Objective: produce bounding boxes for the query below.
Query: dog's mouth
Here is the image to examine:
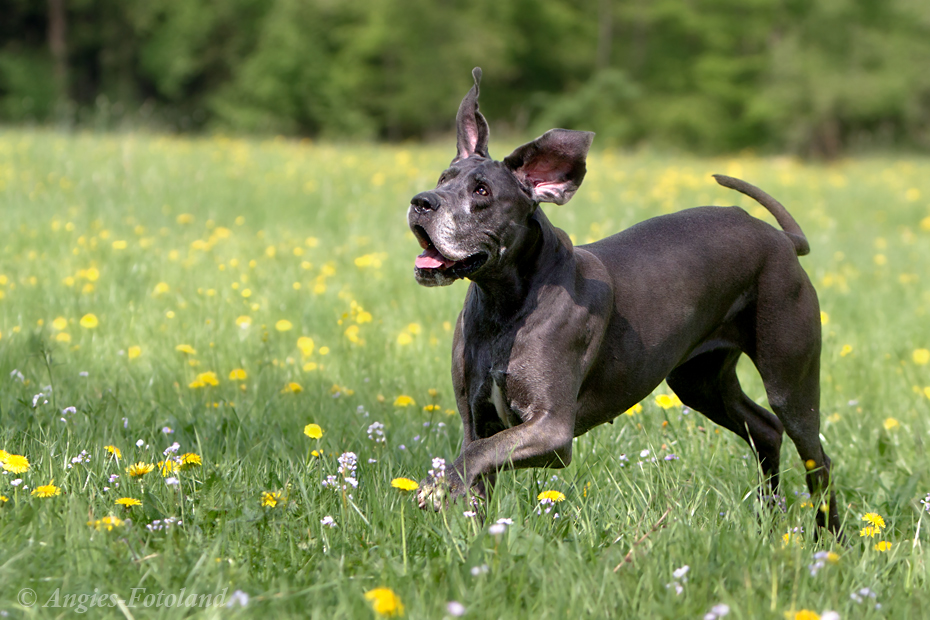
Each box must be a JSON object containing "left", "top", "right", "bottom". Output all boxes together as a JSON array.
[{"left": 412, "top": 226, "right": 488, "bottom": 280}]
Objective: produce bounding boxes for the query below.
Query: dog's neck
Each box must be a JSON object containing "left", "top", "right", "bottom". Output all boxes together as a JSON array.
[{"left": 468, "top": 208, "right": 573, "bottom": 317}]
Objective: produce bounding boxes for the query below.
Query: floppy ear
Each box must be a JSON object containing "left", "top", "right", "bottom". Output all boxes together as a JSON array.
[
  {"left": 503, "top": 129, "right": 594, "bottom": 205},
  {"left": 453, "top": 67, "right": 490, "bottom": 162}
]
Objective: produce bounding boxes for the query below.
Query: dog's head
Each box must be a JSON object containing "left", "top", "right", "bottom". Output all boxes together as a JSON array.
[{"left": 408, "top": 68, "right": 594, "bottom": 287}]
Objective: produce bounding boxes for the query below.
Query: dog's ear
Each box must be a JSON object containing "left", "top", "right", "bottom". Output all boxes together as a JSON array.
[
  {"left": 503, "top": 129, "right": 594, "bottom": 205},
  {"left": 453, "top": 67, "right": 490, "bottom": 162}
]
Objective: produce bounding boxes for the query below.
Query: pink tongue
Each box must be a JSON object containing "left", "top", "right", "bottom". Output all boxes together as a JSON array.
[{"left": 416, "top": 247, "right": 454, "bottom": 269}]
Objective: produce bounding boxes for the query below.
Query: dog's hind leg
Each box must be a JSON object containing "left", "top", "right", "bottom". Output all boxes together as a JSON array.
[
  {"left": 666, "top": 347, "right": 785, "bottom": 495},
  {"left": 751, "top": 273, "right": 843, "bottom": 536}
]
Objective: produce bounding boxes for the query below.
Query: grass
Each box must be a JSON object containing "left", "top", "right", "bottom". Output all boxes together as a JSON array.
[{"left": 0, "top": 128, "right": 929, "bottom": 619}]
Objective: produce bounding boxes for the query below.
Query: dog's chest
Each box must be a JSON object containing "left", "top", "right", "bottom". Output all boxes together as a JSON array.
[{"left": 469, "top": 364, "right": 522, "bottom": 430}]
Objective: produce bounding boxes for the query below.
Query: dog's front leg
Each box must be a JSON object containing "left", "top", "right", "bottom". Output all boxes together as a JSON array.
[{"left": 417, "top": 413, "right": 573, "bottom": 510}]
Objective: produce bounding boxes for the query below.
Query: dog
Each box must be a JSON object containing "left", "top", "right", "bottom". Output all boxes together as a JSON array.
[{"left": 407, "top": 68, "right": 841, "bottom": 535}]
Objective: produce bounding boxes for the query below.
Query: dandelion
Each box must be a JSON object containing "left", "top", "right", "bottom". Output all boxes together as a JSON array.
[
  {"left": 882, "top": 417, "right": 899, "bottom": 431},
  {"left": 115, "top": 497, "right": 142, "bottom": 507},
  {"left": 364, "top": 588, "right": 404, "bottom": 617},
  {"left": 391, "top": 478, "right": 419, "bottom": 491},
  {"left": 304, "top": 423, "right": 323, "bottom": 439},
  {"left": 261, "top": 491, "right": 284, "bottom": 508},
  {"left": 862, "top": 513, "right": 886, "bottom": 529},
  {"left": 913, "top": 348, "right": 930, "bottom": 365},
  {"left": 127, "top": 345, "right": 141, "bottom": 360},
  {"left": 235, "top": 315, "right": 252, "bottom": 329},
  {"left": 859, "top": 526, "right": 879, "bottom": 538},
  {"left": 275, "top": 320, "right": 293, "bottom": 332},
  {"left": 52, "top": 316, "right": 68, "bottom": 330},
  {"left": 624, "top": 403, "right": 643, "bottom": 416},
  {"left": 397, "top": 332, "right": 413, "bottom": 346},
  {"left": 125, "top": 462, "right": 155, "bottom": 477},
  {"left": 874, "top": 541, "right": 893, "bottom": 552},
  {"left": 840, "top": 344, "right": 853, "bottom": 357},
  {"left": 229, "top": 368, "right": 247, "bottom": 381},
  {"left": 2, "top": 454, "right": 29, "bottom": 474},
  {"left": 179, "top": 453, "right": 201, "bottom": 469},
  {"left": 79, "top": 313, "right": 99, "bottom": 329},
  {"left": 175, "top": 344, "right": 197, "bottom": 355},
  {"left": 537, "top": 490, "right": 566, "bottom": 503},
  {"left": 393, "top": 395, "right": 415, "bottom": 407},
  {"left": 31, "top": 481, "right": 61, "bottom": 497},
  {"left": 794, "top": 611, "right": 820, "bottom": 620},
  {"left": 88, "top": 516, "right": 125, "bottom": 531},
  {"left": 285, "top": 382, "right": 303, "bottom": 394},
  {"left": 654, "top": 394, "right": 681, "bottom": 409}
]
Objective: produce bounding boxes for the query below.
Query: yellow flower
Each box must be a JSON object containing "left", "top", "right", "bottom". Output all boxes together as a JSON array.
[
  {"left": 794, "top": 611, "right": 820, "bottom": 620},
  {"left": 397, "top": 332, "right": 413, "bottom": 346},
  {"left": 31, "top": 482, "right": 61, "bottom": 498},
  {"left": 55, "top": 332, "right": 71, "bottom": 343},
  {"left": 423, "top": 404, "right": 440, "bottom": 412},
  {"left": 344, "top": 324, "right": 361, "bottom": 343},
  {"left": 364, "top": 588, "right": 404, "bottom": 617},
  {"left": 393, "top": 395, "right": 415, "bottom": 407},
  {"left": 179, "top": 453, "right": 202, "bottom": 469},
  {"left": 0, "top": 449, "right": 8, "bottom": 463},
  {"left": 304, "top": 423, "right": 323, "bottom": 439},
  {"left": 52, "top": 316, "right": 68, "bottom": 330},
  {"left": 914, "top": 348, "right": 930, "bottom": 365},
  {"left": 175, "top": 344, "right": 197, "bottom": 355},
  {"left": 839, "top": 344, "right": 853, "bottom": 357},
  {"left": 883, "top": 417, "right": 899, "bottom": 431},
  {"left": 195, "top": 371, "right": 219, "bottom": 386},
  {"left": 88, "top": 516, "right": 125, "bottom": 531},
  {"left": 125, "top": 462, "right": 155, "bottom": 477},
  {"left": 275, "top": 319, "right": 293, "bottom": 332},
  {"left": 391, "top": 478, "right": 419, "bottom": 491},
  {"left": 820, "top": 311, "right": 829, "bottom": 325},
  {"left": 235, "top": 315, "right": 252, "bottom": 328},
  {"left": 2, "top": 454, "right": 29, "bottom": 474},
  {"left": 285, "top": 382, "right": 303, "bottom": 394},
  {"left": 624, "top": 403, "right": 643, "bottom": 416},
  {"left": 862, "top": 513, "right": 886, "bottom": 529},
  {"left": 105, "top": 445, "right": 122, "bottom": 459},
  {"left": 654, "top": 394, "right": 682, "bottom": 409},
  {"left": 115, "top": 497, "right": 142, "bottom": 507},
  {"left": 825, "top": 551, "right": 840, "bottom": 564},
  {"left": 79, "top": 313, "right": 99, "bottom": 329},
  {"left": 261, "top": 491, "right": 284, "bottom": 508},
  {"left": 859, "top": 526, "right": 879, "bottom": 538},
  {"left": 153, "top": 282, "right": 170, "bottom": 295},
  {"left": 127, "top": 345, "right": 142, "bottom": 360},
  {"left": 0, "top": 495, "right": 8, "bottom": 504},
  {"left": 229, "top": 368, "right": 247, "bottom": 381},
  {"left": 297, "top": 336, "right": 315, "bottom": 357},
  {"left": 537, "top": 490, "right": 566, "bottom": 503},
  {"left": 158, "top": 460, "right": 179, "bottom": 476},
  {"left": 874, "top": 541, "right": 893, "bottom": 552}
]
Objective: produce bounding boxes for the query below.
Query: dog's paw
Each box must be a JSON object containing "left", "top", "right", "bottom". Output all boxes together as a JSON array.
[{"left": 416, "top": 478, "right": 447, "bottom": 511}]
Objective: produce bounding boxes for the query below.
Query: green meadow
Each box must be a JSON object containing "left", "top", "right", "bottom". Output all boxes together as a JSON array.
[{"left": 1, "top": 129, "right": 930, "bottom": 619}]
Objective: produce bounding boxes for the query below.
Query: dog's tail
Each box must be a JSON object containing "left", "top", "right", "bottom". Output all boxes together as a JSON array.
[{"left": 713, "top": 174, "right": 810, "bottom": 256}]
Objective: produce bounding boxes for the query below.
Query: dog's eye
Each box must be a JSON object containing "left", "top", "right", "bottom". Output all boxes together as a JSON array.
[
  {"left": 474, "top": 184, "right": 489, "bottom": 197},
  {"left": 437, "top": 175, "right": 447, "bottom": 185}
]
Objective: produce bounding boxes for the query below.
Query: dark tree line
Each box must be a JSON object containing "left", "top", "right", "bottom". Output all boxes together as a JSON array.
[{"left": 2, "top": 0, "right": 930, "bottom": 156}]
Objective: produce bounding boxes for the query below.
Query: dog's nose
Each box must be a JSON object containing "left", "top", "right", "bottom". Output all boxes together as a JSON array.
[{"left": 411, "top": 192, "right": 440, "bottom": 213}]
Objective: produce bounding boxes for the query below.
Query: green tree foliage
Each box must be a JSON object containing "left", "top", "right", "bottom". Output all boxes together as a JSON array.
[{"left": 1, "top": 0, "right": 928, "bottom": 155}]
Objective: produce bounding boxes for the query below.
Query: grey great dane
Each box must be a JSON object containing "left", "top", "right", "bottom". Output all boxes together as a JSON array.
[{"left": 408, "top": 68, "right": 841, "bottom": 535}]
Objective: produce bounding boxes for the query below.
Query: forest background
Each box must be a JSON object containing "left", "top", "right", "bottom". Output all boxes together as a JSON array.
[{"left": 3, "top": 0, "right": 930, "bottom": 158}]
